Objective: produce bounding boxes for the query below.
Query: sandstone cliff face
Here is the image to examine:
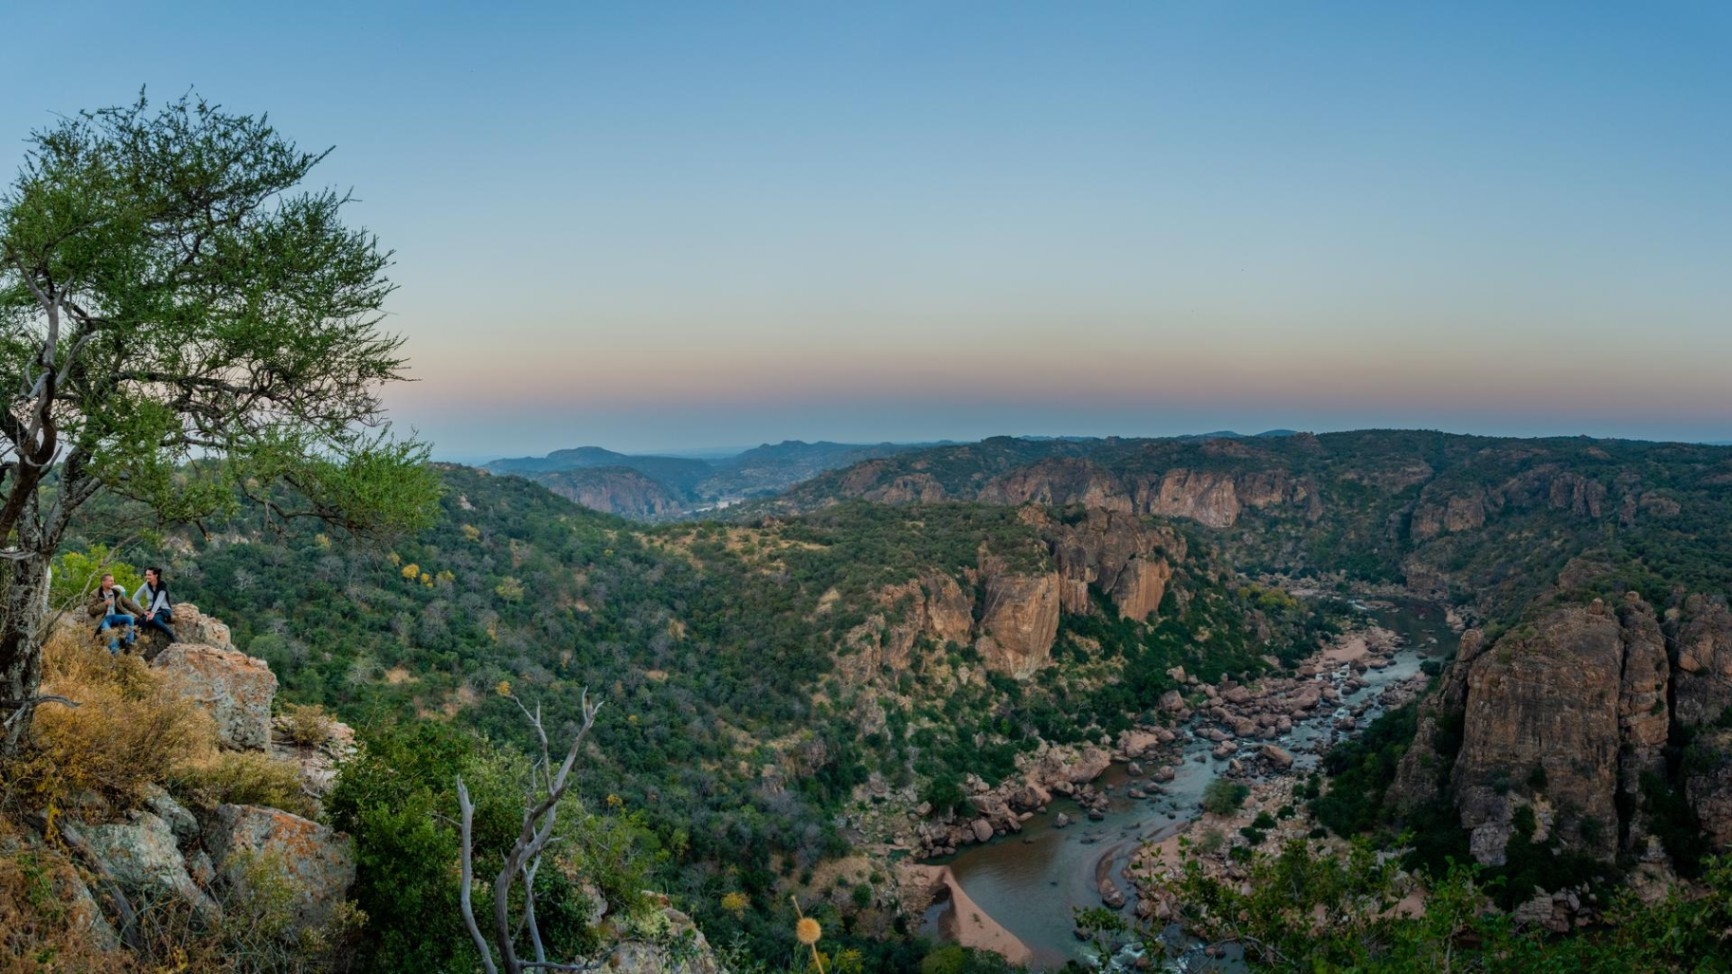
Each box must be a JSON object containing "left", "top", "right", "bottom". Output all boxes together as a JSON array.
[
  {"left": 975, "top": 460, "right": 1311, "bottom": 529},
  {"left": 1140, "top": 470, "right": 1244, "bottom": 529},
  {"left": 1617, "top": 599, "right": 1670, "bottom": 848},
  {"left": 1685, "top": 728, "right": 1732, "bottom": 852},
  {"left": 838, "top": 461, "right": 948, "bottom": 504},
  {"left": 839, "top": 574, "right": 976, "bottom": 682},
  {"left": 975, "top": 562, "right": 1061, "bottom": 680},
  {"left": 1673, "top": 595, "right": 1732, "bottom": 728},
  {"left": 1450, "top": 602, "right": 1626, "bottom": 864},
  {"left": 1410, "top": 490, "right": 1488, "bottom": 541},
  {"left": 1401, "top": 590, "right": 1732, "bottom": 871},
  {"left": 1390, "top": 629, "right": 1487, "bottom": 812},
  {"left": 979, "top": 458, "right": 1132, "bottom": 512},
  {"left": 1030, "top": 507, "right": 1186, "bottom": 620},
  {"left": 533, "top": 468, "right": 684, "bottom": 518}
]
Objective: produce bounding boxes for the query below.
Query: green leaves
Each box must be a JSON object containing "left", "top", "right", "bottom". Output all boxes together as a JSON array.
[{"left": 1, "top": 90, "right": 436, "bottom": 543}]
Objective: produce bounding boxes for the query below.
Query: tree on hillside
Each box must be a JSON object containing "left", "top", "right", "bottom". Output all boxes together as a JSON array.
[{"left": 0, "top": 93, "right": 439, "bottom": 753}]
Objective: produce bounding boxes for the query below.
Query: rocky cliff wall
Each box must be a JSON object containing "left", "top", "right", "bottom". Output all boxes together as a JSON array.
[{"left": 1397, "top": 592, "right": 1732, "bottom": 869}]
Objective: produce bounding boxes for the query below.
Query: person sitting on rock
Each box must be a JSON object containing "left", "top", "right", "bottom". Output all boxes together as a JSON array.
[
  {"left": 136, "top": 566, "right": 177, "bottom": 644},
  {"left": 86, "top": 573, "right": 144, "bottom": 653}
]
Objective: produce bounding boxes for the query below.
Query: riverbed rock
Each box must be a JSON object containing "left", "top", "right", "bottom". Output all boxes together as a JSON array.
[
  {"left": 1099, "top": 879, "right": 1126, "bottom": 909},
  {"left": 970, "top": 819, "right": 994, "bottom": 844},
  {"left": 1259, "top": 745, "right": 1294, "bottom": 770},
  {"left": 1053, "top": 813, "right": 1071, "bottom": 829}
]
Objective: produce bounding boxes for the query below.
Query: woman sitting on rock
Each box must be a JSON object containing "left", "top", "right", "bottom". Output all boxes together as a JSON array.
[{"left": 136, "top": 566, "right": 177, "bottom": 644}]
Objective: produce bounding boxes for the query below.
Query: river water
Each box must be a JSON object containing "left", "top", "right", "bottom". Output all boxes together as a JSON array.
[{"left": 920, "top": 601, "right": 1459, "bottom": 969}]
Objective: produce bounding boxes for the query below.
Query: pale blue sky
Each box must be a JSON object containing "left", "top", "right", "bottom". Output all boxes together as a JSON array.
[{"left": 6, "top": 2, "right": 1730, "bottom": 457}]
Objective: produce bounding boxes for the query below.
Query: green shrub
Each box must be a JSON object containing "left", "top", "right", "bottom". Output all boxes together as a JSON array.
[{"left": 1202, "top": 779, "right": 1250, "bottom": 816}]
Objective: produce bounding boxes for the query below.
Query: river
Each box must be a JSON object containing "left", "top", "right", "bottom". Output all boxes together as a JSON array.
[{"left": 919, "top": 600, "right": 1459, "bottom": 969}]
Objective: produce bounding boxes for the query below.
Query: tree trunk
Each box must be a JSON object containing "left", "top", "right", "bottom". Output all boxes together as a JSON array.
[{"left": 0, "top": 554, "right": 53, "bottom": 756}]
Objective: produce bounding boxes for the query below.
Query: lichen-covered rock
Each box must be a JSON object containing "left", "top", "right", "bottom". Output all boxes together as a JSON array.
[
  {"left": 170, "top": 603, "right": 233, "bottom": 648},
  {"left": 0, "top": 827, "right": 121, "bottom": 950},
  {"left": 153, "top": 643, "right": 277, "bottom": 750},
  {"left": 269, "top": 715, "right": 358, "bottom": 808},
  {"left": 142, "top": 784, "right": 200, "bottom": 845},
  {"left": 71, "top": 812, "right": 210, "bottom": 914},
  {"left": 203, "top": 804, "right": 355, "bottom": 930}
]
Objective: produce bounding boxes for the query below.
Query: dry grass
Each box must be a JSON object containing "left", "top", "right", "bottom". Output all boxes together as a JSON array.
[
  {"left": 5, "top": 630, "right": 216, "bottom": 822},
  {"left": 169, "top": 752, "right": 316, "bottom": 820},
  {"left": 0, "top": 631, "right": 348, "bottom": 971},
  {"left": 0, "top": 816, "right": 133, "bottom": 973},
  {"left": 3, "top": 628, "right": 312, "bottom": 823},
  {"left": 275, "top": 704, "right": 335, "bottom": 749}
]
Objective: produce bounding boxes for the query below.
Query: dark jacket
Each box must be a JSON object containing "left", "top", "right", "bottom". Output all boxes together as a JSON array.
[{"left": 87, "top": 585, "right": 144, "bottom": 619}]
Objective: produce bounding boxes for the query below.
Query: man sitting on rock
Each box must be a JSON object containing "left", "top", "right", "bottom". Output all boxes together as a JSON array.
[{"left": 87, "top": 573, "right": 144, "bottom": 653}]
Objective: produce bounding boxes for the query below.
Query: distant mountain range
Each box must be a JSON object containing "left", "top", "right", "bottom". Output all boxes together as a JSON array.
[
  {"left": 481, "top": 440, "right": 936, "bottom": 517},
  {"left": 481, "top": 430, "right": 1728, "bottom": 519}
]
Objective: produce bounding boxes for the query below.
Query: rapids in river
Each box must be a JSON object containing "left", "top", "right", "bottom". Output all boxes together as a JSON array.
[{"left": 919, "top": 600, "right": 1460, "bottom": 969}]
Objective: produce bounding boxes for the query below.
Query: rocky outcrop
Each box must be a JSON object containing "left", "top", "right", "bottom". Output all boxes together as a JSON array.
[
  {"left": 1031, "top": 507, "right": 1185, "bottom": 620},
  {"left": 1398, "top": 590, "right": 1732, "bottom": 871},
  {"left": 203, "top": 804, "right": 356, "bottom": 931},
  {"left": 1673, "top": 595, "right": 1732, "bottom": 728},
  {"left": 1617, "top": 598, "right": 1670, "bottom": 847},
  {"left": 154, "top": 642, "right": 277, "bottom": 751},
  {"left": 1450, "top": 602, "right": 1626, "bottom": 863},
  {"left": 1410, "top": 490, "right": 1487, "bottom": 541},
  {"left": 975, "top": 566, "right": 1060, "bottom": 679},
  {"left": 1391, "top": 629, "right": 1488, "bottom": 811},
  {"left": 980, "top": 458, "right": 1133, "bottom": 512},
  {"left": 838, "top": 459, "right": 949, "bottom": 504},
  {"left": 838, "top": 573, "right": 975, "bottom": 684},
  {"left": 972, "top": 457, "right": 1311, "bottom": 529},
  {"left": 600, "top": 901, "right": 725, "bottom": 974},
  {"left": 1140, "top": 470, "right": 1244, "bottom": 528},
  {"left": 1685, "top": 728, "right": 1732, "bottom": 852},
  {"left": 67, "top": 811, "right": 216, "bottom": 917},
  {"left": 530, "top": 467, "right": 684, "bottom": 519}
]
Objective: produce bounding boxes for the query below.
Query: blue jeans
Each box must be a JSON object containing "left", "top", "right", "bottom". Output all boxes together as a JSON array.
[
  {"left": 140, "top": 607, "right": 176, "bottom": 643},
  {"left": 98, "top": 613, "right": 136, "bottom": 652}
]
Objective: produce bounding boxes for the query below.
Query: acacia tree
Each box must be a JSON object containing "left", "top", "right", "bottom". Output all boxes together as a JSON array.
[{"left": 0, "top": 94, "right": 439, "bottom": 752}]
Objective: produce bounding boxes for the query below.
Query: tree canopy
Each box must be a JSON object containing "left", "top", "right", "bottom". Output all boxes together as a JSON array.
[{"left": 0, "top": 93, "right": 439, "bottom": 750}]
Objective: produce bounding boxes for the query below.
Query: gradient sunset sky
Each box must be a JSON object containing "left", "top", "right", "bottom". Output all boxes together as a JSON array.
[{"left": 7, "top": 2, "right": 1730, "bottom": 457}]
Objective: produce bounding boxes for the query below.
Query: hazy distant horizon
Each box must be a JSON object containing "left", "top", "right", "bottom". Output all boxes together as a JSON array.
[{"left": 434, "top": 422, "right": 1732, "bottom": 467}]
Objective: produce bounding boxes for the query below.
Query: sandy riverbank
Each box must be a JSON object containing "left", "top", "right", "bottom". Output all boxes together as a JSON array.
[{"left": 901, "top": 864, "right": 1034, "bottom": 966}]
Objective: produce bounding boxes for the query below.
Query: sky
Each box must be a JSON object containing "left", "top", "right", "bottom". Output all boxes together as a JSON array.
[{"left": 5, "top": 2, "right": 1730, "bottom": 459}]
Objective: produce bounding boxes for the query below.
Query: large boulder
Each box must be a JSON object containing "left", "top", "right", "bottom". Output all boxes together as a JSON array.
[
  {"left": 68, "top": 812, "right": 212, "bottom": 916},
  {"left": 203, "top": 804, "right": 355, "bottom": 930},
  {"left": 153, "top": 643, "right": 277, "bottom": 750},
  {"left": 170, "top": 603, "right": 233, "bottom": 649}
]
